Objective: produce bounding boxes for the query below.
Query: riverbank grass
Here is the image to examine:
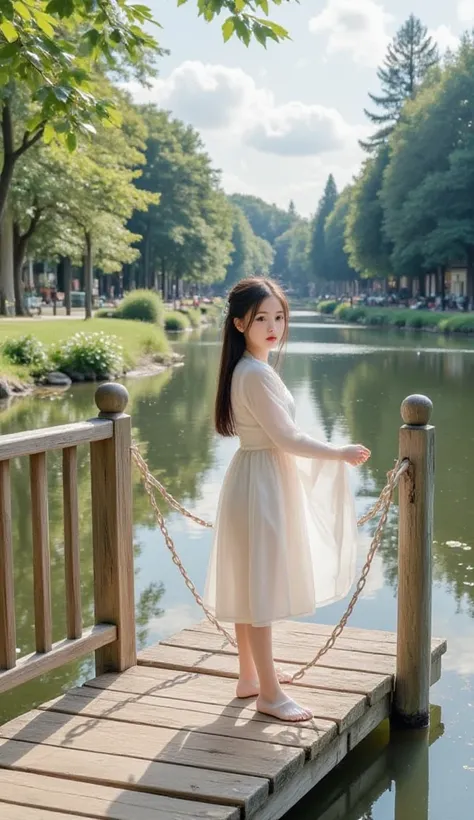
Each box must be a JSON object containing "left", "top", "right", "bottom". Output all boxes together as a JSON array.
[
  {"left": 0, "top": 318, "right": 170, "bottom": 383},
  {"left": 316, "top": 302, "right": 474, "bottom": 334}
]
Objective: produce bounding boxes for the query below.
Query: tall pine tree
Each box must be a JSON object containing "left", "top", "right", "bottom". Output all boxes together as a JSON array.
[
  {"left": 310, "top": 174, "right": 338, "bottom": 282},
  {"left": 361, "top": 14, "right": 439, "bottom": 152}
]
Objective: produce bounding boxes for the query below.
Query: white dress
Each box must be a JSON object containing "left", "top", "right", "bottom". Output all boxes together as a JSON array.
[{"left": 204, "top": 352, "right": 359, "bottom": 627}]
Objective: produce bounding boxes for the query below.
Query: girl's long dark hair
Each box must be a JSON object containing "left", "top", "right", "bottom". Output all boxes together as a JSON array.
[{"left": 215, "top": 277, "right": 289, "bottom": 436}]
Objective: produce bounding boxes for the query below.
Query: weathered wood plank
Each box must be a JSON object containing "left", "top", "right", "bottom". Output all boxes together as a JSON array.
[
  {"left": 161, "top": 629, "right": 398, "bottom": 675},
  {"left": 192, "top": 619, "right": 447, "bottom": 657},
  {"left": 40, "top": 689, "right": 335, "bottom": 759},
  {"left": 161, "top": 628, "right": 446, "bottom": 674},
  {"left": 0, "top": 460, "right": 16, "bottom": 669},
  {"left": 0, "top": 738, "right": 269, "bottom": 817},
  {"left": 0, "top": 804, "right": 97, "bottom": 820},
  {"left": 30, "top": 452, "right": 52, "bottom": 654},
  {"left": 0, "top": 709, "right": 305, "bottom": 791},
  {"left": 253, "top": 696, "right": 391, "bottom": 820},
  {"left": 0, "top": 625, "right": 116, "bottom": 695},
  {"left": 85, "top": 666, "right": 367, "bottom": 731},
  {"left": 0, "top": 770, "right": 240, "bottom": 820},
  {"left": 0, "top": 419, "right": 113, "bottom": 462},
  {"left": 137, "top": 643, "right": 392, "bottom": 704},
  {"left": 63, "top": 446, "right": 82, "bottom": 640}
]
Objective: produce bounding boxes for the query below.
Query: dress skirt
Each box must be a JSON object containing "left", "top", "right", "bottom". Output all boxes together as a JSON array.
[{"left": 203, "top": 445, "right": 358, "bottom": 627}]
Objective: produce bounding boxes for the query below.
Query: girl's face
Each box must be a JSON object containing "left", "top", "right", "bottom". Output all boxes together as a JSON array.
[{"left": 235, "top": 294, "right": 286, "bottom": 359}]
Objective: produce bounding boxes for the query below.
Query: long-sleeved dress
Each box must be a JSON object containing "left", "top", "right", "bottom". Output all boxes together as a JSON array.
[{"left": 204, "top": 351, "right": 359, "bottom": 627}]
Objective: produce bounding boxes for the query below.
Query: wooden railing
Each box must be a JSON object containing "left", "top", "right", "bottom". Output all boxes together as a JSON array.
[{"left": 0, "top": 383, "right": 136, "bottom": 694}]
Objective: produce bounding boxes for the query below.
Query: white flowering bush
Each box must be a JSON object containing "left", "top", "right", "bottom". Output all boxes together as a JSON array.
[
  {"left": 51, "top": 332, "right": 124, "bottom": 379},
  {"left": 1, "top": 335, "right": 50, "bottom": 376}
]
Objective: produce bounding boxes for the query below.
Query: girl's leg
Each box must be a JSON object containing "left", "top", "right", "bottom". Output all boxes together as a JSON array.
[
  {"left": 235, "top": 623, "right": 259, "bottom": 698},
  {"left": 235, "top": 624, "right": 296, "bottom": 698},
  {"left": 248, "top": 624, "right": 313, "bottom": 722}
]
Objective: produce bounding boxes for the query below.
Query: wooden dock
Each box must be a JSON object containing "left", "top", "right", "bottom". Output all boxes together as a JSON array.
[
  {"left": 0, "top": 619, "right": 446, "bottom": 820},
  {"left": 0, "top": 385, "right": 446, "bottom": 819}
]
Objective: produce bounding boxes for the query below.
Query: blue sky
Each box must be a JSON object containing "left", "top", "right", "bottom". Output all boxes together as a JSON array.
[{"left": 128, "top": 0, "right": 474, "bottom": 216}]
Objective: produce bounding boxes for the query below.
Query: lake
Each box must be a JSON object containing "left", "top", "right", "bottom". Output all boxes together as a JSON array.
[{"left": 0, "top": 311, "right": 473, "bottom": 819}]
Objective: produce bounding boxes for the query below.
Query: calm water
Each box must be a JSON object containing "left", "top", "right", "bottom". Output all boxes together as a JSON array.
[{"left": 1, "top": 312, "right": 473, "bottom": 819}]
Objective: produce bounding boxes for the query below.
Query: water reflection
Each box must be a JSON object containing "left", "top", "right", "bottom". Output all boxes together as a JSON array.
[{"left": 0, "top": 315, "right": 473, "bottom": 818}]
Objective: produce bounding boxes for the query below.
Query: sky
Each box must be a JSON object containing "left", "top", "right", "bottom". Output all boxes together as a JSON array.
[{"left": 127, "top": 0, "right": 474, "bottom": 217}]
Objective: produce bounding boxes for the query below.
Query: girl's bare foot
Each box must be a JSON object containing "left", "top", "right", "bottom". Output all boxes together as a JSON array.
[
  {"left": 256, "top": 694, "right": 313, "bottom": 722},
  {"left": 235, "top": 668, "right": 293, "bottom": 699}
]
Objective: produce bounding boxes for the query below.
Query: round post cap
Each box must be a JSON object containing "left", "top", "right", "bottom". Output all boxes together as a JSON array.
[
  {"left": 400, "top": 394, "right": 433, "bottom": 426},
  {"left": 95, "top": 382, "right": 129, "bottom": 415}
]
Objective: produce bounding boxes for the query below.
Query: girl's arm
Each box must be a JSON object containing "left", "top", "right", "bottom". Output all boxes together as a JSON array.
[{"left": 242, "top": 366, "right": 343, "bottom": 460}]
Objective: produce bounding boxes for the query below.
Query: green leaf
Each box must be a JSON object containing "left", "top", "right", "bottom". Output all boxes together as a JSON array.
[
  {"left": 13, "top": 1, "right": 31, "bottom": 20},
  {"left": 43, "top": 122, "right": 56, "bottom": 144},
  {"left": 234, "top": 0, "right": 246, "bottom": 11},
  {"left": 67, "top": 131, "right": 77, "bottom": 152},
  {"left": 258, "top": 0, "right": 269, "bottom": 14},
  {"left": 222, "top": 18, "right": 235, "bottom": 42},
  {"left": 0, "top": 71, "right": 9, "bottom": 86},
  {"left": 26, "top": 113, "right": 45, "bottom": 132},
  {"left": 258, "top": 18, "right": 288, "bottom": 38},
  {"left": 0, "top": 20, "right": 18, "bottom": 43},
  {"left": 33, "top": 10, "right": 56, "bottom": 37},
  {"left": 177, "top": 0, "right": 188, "bottom": 6}
]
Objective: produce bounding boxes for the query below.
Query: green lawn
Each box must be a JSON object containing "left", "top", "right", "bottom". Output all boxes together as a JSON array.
[{"left": 0, "top": 318, "right": 170, "bottom": 382}]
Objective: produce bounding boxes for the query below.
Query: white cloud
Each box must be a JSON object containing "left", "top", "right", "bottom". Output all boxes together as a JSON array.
[
  {"left": 244, "top": 101, "right": 357, "bottom": 157},
  {"left": 458, "top": 0, "right": 474, "bottom": 22},
  {"left": 430, "top": 25, "right": 459, "bottom": 54},
  {"left": 127, "top": 61, "right": 362, "bottom": 160},
  {"left": 309, "top": 0, "right": 394, "bottom": 67}
]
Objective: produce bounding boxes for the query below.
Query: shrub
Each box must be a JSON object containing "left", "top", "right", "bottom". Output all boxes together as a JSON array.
[
  {"left": 1, "top": 334, "right": 50, "bottom": 376},
  {"left": 335, "top": 305, "right": 367, "bottom": 323},
  {"left": 441, "top": 314, "right": 474, "bottom": 334},
  {"left": 165, "top": 311, "right": 191, "bottom": 332},
  {"left": 317, "top": 300, "right": 338, "bottom": 315},
  {"left": 179, "top": 307, "right": 201, "bottom": 329},
  {"left": 51, "top": 332, "right": 123, "bottom": 379},
  {"left": 94, "top": 307, "right": 117, "bottom": 319},
  {"left": 116, "top": 290, "right": 164, "bottom": 325}
]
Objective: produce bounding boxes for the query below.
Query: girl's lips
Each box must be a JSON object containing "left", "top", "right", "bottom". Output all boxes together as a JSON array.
[{"left": 266, "top": 336, "right": 277, "bottom": 341}]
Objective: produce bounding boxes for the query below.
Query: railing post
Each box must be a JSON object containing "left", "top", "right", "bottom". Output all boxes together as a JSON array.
[
  {"left": 393, "top": 394, "right": 435, "bottom": 728},
  {"left": 90, "top": 383, "right": 136, "bottom": 675}
]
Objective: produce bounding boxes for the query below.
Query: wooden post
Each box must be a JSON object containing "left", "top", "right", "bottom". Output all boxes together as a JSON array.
[
  {"left": 393, "top": 394, "right": 435, "bottom": 728},
  {"left": 391, "top": 728, "right": 429, "bottom": 820},
  {"left": 90, "top": 383, "right": 136, "bottom": 675}
]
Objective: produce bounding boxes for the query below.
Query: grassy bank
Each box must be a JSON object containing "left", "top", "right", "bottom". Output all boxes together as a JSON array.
[
  {"left": 317, "top": 301, "right": 474, "bottom": 334},
  {"left": 0, "top": 318, "right": 171, "bottom": 385}
]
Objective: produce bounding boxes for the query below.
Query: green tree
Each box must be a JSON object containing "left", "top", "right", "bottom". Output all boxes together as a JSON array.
[
  {"left": 381, "top": 35, "right": 474, "bottom": 300},
  {"left": 273, "top": 221, "right": 311, "bottom": 295},
  {"left": 309, "top": 174, "right": 338, "bottom": 282},
  {"left": 346, "top": 146, "right": 393, "bottom": 280},
  {"left": 361, "top": 14, "right": 438, "bottom": 152},
  {"left": 324, "top": 188, "right": 359, "bottom": 288},
  {"left": 228, "top": 193, "right": 297, "bottom": 247},
  {"left": 129, "top": 106, "right": 233, "bottom": 296}
]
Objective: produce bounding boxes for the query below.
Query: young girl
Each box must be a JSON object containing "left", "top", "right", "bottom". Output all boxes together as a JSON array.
[{"left": 204, "top": 278, "right": 370, "bottom": 722}]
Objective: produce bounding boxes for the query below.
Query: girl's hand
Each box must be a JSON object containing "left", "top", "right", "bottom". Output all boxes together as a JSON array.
[{"left": 340, "top": 444, "right": 371, "bottom": 466}]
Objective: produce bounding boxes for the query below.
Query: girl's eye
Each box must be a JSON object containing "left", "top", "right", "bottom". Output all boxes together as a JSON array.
[
  {"left": 276, "top": 315, "right": 284, "bottom": 321},
  {"left": 256, "top": 316, "right": 265, "bottom": 321}
]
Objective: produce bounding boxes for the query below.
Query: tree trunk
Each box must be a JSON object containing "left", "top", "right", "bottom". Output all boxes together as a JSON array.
[
  {"left": 12, "top": 222, "right": 27, "bottom": 316},
  {"left": 467, "top": 247, "right": 474, "bottom": 309},
  {"left": 0, "top": 205, "right": 14, "bottom": 315},
  {"left": 85, "top": 232, "right": 93, "bottom": 320},
  {"left": 64, "top": 256, "right": 72, "bottom": 316}
]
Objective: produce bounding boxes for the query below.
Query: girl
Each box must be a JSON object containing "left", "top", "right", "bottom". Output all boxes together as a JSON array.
[{"left": 204, "top": 278, "right": 370, "bottom": 722}]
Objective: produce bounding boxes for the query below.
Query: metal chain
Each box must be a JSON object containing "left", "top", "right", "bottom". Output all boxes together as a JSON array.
[{"left": 131, "top": 439, "right": 410, "bottom": 680}]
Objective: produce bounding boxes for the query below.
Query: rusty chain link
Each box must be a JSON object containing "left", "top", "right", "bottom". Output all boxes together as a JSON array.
[{"left": 131, "top": 439, "right": 410, "bottom": 682}]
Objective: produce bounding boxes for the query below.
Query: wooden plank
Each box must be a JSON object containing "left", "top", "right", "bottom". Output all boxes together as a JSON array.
[
  {"left": 85, "top": 666, "right": 367, "bottom": 731},
  {"left": 0, "top": 770, "right": 240, "bottom": 820},
  {"left": 30, "top": 452, "right": 52, "bottom": 654},
  {"left": 161, "top": 629, "right": 398, "bottom": 675},
  {"left": 0, "top": 419, "right": 113, "bottom": 461},
  {"left": 161, "top": 628, "right": 447, "bottom": 675},
  {"left": 40, "top": 689, "right": 336, "bottom": 759},
  {"left": 253, "top": 695, "right": 391, "bottom": 820},
  {"left": 90, "top": 413, "right": 136, "bottom": 674},
  {"left": 0, "top": 804, "right": 97, "bottom": 820},
  {"left": 192, "top": 619, "right": 447, "bottom": 655},
  {"left": 0, "top": 625, "right": 116, "bottom": 695},
  {"left": 0, "top": 738, "right": 269, "bottom": 817},
  {"left": 137, "top": 644, "right": 392, "bottom": 704},
  {"left": 63, "top": 447, "right": 82, "bottom": 640},
  {"left": 0, "top": 460, "right": 16, "bottom": 669},
  {"left": 0, "top": 709, "right": 305, "bottom": 791}
]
